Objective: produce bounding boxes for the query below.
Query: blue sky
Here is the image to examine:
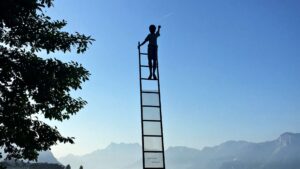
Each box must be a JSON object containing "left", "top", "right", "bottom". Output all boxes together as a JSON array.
[{"left": 44, "top": 0, "right": 300, "bottom": 157}]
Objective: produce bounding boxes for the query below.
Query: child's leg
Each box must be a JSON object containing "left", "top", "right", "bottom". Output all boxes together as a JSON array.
[
  {"left": 152, "top": 47, "right": 158, "bottom": 79},
  {"left": 148, "top": 57, "right": 153, "bottom": 79},
  {"left": 153, "top": 58, "right": 157, "bottom": 78}
]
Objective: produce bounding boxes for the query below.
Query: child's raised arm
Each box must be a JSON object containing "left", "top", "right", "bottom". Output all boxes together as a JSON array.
[{"left": 156, "top": 25, "right": 161, "bottom": 36}]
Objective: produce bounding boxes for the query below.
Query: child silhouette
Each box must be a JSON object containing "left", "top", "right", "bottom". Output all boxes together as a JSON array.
[{"left": 139, "top": 25, "right": 161, "bottom": 80}]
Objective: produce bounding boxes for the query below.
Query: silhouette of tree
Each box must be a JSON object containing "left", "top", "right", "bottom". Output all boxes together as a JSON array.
[
  {"left": 0, "top": 161, "right": 65, "bottom": 169},
  {"left": 79, "top": 165, "right": 83, "bottom": 169},
  {"left": 0, "top": 0, "right": 94, "bottom": 161},
  {"left": 0, "top": 164, "right": 5, "bottom": 169},
  {"left": 65, "top": 164, "right": 71, "bottom": 169}
]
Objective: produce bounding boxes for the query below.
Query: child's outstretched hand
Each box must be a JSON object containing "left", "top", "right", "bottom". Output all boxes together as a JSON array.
[{"left": 158, "top": 25, "right": 161, "bottom": 29}]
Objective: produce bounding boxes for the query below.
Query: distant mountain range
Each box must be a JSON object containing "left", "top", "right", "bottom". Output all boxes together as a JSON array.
[
  {"left": 59, "top": 132, "right": 300, "bottom": 169},
  {"left": 0, "top": 150, "right": 60, "bottom": 164},
  {"left": 38, "top": 151, "right": 61, "bottom": 164},
  {"left": 1, "top": 133, "right": 299, "bottom": 169},
  {"left": 165, "top": 132, "right": 300, "bottom": 169},
  {"left": 0, "top": 150, "right": 62, "bottom": 169}
]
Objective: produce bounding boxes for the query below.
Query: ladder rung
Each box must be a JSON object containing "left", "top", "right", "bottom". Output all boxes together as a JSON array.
[
  {"left": 143, "top": 135, "right": 162, "bottom": 137},
  {"left": 140, "top": 64, "right": 158, "bottom": 67},
  {"left": 142, "top": 90, "right": 159, "bottom": 94},
  {"left": 143, "top": 150, "right": 164, "bottom": 153},
  {"left": 142, "top": 105, "right": 160, "bottom": 108},
  {"left": 140, "top": 53, "right": 148, "bottom": 55},
  {"left": 143, "top": 119, "right": 161, "bottom": 122},
  {"left": 140, "top": 65, "right": 149, "bottom": 67},
  {"left": 141, "top": 78, "right": 158, "bottom": 81}
]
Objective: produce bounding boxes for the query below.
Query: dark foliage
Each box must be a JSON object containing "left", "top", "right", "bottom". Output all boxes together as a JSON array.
[
  {"left": 65, "top": 164, "right": 71, "bottom": 169},
  {"left": 30, "top": 163, "right": 65, "bottom": 169},
  {"left": 0, "top": 161, "right": 65, "bottom": 169},
  {"left": 0, "top": 0, "right": 94, "bottom": 162}
]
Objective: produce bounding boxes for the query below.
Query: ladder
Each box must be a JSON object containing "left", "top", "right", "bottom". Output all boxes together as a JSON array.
[{"left": 138, "top": 42, "right": 166, "bottom": 169}]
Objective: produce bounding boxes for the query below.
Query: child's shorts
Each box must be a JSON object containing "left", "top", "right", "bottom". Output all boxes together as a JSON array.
[{"left": 148, "top": 45, "right": 158, "bottom": 60}]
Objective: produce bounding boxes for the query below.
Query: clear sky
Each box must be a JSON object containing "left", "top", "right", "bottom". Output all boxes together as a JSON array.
[{"left": 44, "top": 0, "right": 300, "bottom": 158}]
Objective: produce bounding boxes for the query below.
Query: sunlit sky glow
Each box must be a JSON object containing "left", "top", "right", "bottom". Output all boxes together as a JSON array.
[{"left": 41, "top": 0, "right": 300, "bottom": 158}]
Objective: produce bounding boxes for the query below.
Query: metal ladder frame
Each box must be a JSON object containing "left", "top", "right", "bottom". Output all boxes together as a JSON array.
[{"left": 138, "top": 42, "right": 166, "bottom": 169}]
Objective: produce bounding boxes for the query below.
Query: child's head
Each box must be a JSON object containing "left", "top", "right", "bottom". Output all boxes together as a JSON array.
[{"left": 149, "top": 25, "right": 156, "bottom": 34}]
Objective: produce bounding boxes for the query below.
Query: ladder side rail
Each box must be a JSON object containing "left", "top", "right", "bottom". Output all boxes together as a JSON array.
[
  {"left": 138, "top": 42, "right": 146, "bottom": 169},
  {"left": 156, "top": 58, "right": 166, "bottom": 169}
]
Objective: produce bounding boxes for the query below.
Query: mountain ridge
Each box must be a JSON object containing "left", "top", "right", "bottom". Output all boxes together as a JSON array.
[
  {"left": 59, "top": 132, "right": 300, "bottom": 169},
  {"left": 0, "top": 150, "right": 60, "bottom": 164}
]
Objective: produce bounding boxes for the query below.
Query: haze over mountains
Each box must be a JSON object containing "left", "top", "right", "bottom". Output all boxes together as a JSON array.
[
  {"left": 58, "top": 132, "right": 300, "bottom": 169},
  {"left": 2, "top": 133, "right": 299, "bottom": 169},
  {"left": 0, "top": 150, "right": 63, "bottom": 169},
  {"left": 0, "top": 150, "right": 59, "bottom": 164}
]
